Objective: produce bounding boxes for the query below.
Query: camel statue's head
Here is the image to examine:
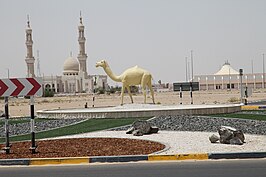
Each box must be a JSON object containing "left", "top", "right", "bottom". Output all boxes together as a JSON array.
[{"left": 96, "top": 60, "right": 107, "bottom": 68}]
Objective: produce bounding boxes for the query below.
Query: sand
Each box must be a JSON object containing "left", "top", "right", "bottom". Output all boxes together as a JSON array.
[
  {"left": 0, "top": 89, "right": 266, "bottom": 117},
  {"left": 50, "top": 131, "right": 266, "bottom": 154}
]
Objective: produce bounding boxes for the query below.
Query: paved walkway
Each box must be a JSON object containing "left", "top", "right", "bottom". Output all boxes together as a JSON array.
[{"left": 50, "top": 130, "right": 266, "bottom": 154}]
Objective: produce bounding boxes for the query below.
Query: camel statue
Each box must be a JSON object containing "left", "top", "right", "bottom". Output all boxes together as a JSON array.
[{"left": 96, "top": 60, "right": 155, "bottom": 105}]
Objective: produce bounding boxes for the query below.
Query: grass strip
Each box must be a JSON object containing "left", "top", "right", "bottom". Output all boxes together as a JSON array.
[{"left": 0, "top": 117, "right": 149, "bottom": 143}]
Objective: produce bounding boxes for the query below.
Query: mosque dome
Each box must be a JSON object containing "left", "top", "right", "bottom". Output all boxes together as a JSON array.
[
  {"left": 63, "top": 56, "right": 79, "bottom": 75},
  {"left": 214, "top": 61, "right": 239, "bottom": 75}
]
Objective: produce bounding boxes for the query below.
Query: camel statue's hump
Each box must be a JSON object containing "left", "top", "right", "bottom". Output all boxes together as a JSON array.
[{"left": 126, "top": 66, "right": 146, "bottom": 72}]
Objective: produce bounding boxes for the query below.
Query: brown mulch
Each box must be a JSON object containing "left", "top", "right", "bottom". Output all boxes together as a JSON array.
[{"left": 0, "top": 138, "right": 165, "bottom": 159}]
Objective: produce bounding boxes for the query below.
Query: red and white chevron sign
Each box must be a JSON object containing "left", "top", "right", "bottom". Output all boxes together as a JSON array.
[{"left": 0, "top": 78, "right": 43, "bottom": 97}]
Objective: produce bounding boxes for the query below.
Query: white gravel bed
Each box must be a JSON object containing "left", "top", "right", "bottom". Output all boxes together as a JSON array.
[{"left": 49, "top": 130, "right": 266, "bottom": 154}]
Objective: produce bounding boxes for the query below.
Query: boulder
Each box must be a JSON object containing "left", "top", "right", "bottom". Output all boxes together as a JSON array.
[
  {"left": 230, "top": 137, "right": 243, "bottom": 145},
  {"left": 218, "top": 127, "right": 233, "bottom": 144},
  {"left": 149, "top": 126, "right": 159, "bottom": 134},
  {"left": 233, "top": 130, "right": 245, "bottom": 143},
  {"left": 209, "top": 134, "right": 219, "bottom": 143},
  {"left": 132, "top": 120, "right": 151, "bottom": 135},
  {"left": 133, "top": 130, "right": 143, "bottom": 136},
  {"left": 126, "top": 120, "right": 159, "bottom": 136},
  {"left": 126, "top": 127, "right": 134, "bottom": 134},
  {"left": 216, "top": 126, "right": 245, "bottom": 145}
]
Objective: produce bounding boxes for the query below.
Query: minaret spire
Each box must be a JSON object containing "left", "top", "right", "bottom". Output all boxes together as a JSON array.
[
  {"left": 25, "top": 15, "right": 35, "bottom": 77},
  {"left": 77, "top": 12, "right": 88, "bottom": 75},
  {"left": 79, "top": 11, "right": 83, "bottom": 25},
  {"left": 27, "top": 14, "right": 30, "bottom": 28}
]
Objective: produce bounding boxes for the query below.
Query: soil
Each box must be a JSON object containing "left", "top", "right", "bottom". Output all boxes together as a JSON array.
[{"left": 0, "top": 138, "right": 165, "bottom": 159}]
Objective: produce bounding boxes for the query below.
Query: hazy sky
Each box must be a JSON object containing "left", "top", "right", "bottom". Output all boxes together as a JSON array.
[{"left": 1, "top": 0, "right": 266, "bottom": 85}]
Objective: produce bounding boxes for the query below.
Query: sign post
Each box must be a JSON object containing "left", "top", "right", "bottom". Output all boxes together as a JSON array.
[
  {"left": 0, "top": 77, "right": 42, "bottom": 154},
  {"left": 190, "top": 82, "right": 193, "bottom": 104},
  {"left": 239, "top": 69, "right": 243, "bottom": 104},
  {"left": 179, "top": 85, "right": 183, "bottom": 105},
  {"left": 3, "top": 97, "right": 10, "bottom": 154},
  {"left": 29, "top": 96, "right": 37, "bottom": 153},
  {"left": 92, "top": 76, "right": 97, "bottom": 108},
  {"left": 173, "top": 82, "right": 199, "bottom": 104}
]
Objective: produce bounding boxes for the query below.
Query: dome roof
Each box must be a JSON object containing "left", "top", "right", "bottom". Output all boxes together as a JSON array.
[
  {"left": 63, "top": 57, "right": 79, "bottom": 74},
  {"left": 214, "top": 62, "right": 239, "bottom": 75}
]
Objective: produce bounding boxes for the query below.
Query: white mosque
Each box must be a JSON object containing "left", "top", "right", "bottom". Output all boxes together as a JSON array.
[{"left": 24, "top": 15, "right": 108, "bottom": 94}]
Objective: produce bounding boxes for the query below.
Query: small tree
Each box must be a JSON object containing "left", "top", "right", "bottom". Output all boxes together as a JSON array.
[{"left": 43, "top": 89, "right": 54, "bottom": 97}]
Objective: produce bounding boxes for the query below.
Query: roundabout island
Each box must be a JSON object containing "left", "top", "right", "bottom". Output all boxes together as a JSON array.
[{"left": 36, "top": 103, "right": 241, "bottom": 119}]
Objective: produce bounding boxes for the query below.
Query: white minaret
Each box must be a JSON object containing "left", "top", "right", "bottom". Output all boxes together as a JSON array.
[
  {"left": 25, "top": 15, "right": 35, "bottom": 77},
  {"left": 77, "top": 12, "right": 88, "bottom": 76}
]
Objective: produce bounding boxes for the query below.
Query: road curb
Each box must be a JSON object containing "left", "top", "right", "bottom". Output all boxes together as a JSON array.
[
  {"left": 0, "top": 152, "right": 265, "bottom": 166},
  {"left": 148, "top": 153, "right": 208, "bottom": 161},
  {"left": 0, "top": 158, "right": 30, "bottom": 166},
  {"left": 29, "top": 157, "right": 89, "bottom": 165},
  {"left": 208, "top": 152, "right": 266, "bottom": 159},
  {"left": 241, "top": 105, "right": 266, "bottom": 110},
  {"left": 89, "top": 155, "right": 148, "bottom": 163}
]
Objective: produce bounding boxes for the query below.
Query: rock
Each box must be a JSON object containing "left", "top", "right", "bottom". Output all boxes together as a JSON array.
[
  {"left": 209, "top": 134, "right": 219, "bottom": 143},
  {"left": 132, "top": 120, "right": 151, "bottom": 134},
  {"left": 126, "top": 127, "right": 134, "bottom": 134},
  {"left": 221, "top": 126, "right": 236, "bottom": 131},
  {"left": 218, "top": 126, "right": 233, "bottom": 144},
  {"left": 230, "top": 137, "right": 243, "bottom": 145},
  {"left": 233, "top": 130, "right": 245, "bottom": 143},
  {"left": 133, "top": 130, "right": 143, "bottom": 136},
  {"left": 217, "top": 126, "right": 245, "bottom": 145},
  {"left": 126, "top": 120, "right": 159, "bottom": 136},
  {"left": 149, "top": 126, "right": 159, "bottom": 134}
]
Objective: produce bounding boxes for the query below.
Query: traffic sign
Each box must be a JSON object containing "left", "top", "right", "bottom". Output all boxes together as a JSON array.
[{"left": 0, "top": 78, "right": 42, "bottom": 97}]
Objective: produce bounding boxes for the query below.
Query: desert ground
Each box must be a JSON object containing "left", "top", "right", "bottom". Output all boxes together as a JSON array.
[{"left": 0, "top": 89, "right": 266, "bottom": 117}]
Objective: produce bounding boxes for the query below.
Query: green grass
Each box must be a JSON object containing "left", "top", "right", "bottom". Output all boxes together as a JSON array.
[
  {"left": 0, "top": 117, "right": 150, "bottom": 143},
  {"left": 209, "top": 112, "right": 266, "bottom": 121}
]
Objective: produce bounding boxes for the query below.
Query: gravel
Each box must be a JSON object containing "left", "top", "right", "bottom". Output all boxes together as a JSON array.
[
  {"left": 0, "top": 118, "right": 86, "bottom": 137},
  {"left": 1, "top": 114, "right": 265, "bottom": 138},
  {"left": 111, "top": 115, "right": 266, "bottom": 135}
]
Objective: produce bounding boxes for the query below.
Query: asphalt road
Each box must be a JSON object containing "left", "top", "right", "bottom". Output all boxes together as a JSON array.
[
  {"left": 0, "top": 159, "right": 266, "bottom": 177},
  {"left": 248, "top": 100, "right": 266, "bottom": 105}
]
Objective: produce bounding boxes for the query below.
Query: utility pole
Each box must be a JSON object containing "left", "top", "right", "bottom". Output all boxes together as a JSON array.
[
  {"left": 251, "top": 59, "right": 254, "bottom": 75},
  {"left": 191, "top": 50, "right": 194, "bottom": 82},
  {"left": 36, "top": 50, "right": 41, "bottom": 77},
  {"left": 185, "top": 57, "right": 188, "bottom": 81},
  {"left": 263, "top": 54, "right": 265, "bottom": 89},
  {"left": 6, "top": 68, "right": 9, "bottom": 78}
]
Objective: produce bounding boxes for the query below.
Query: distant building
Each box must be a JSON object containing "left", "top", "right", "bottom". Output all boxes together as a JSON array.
[
  {"left": 194, "top": 61, "right": 266, "bottom": 90},
  {"left": 25, "top": 15, "right": 107, "bottom": 94}
]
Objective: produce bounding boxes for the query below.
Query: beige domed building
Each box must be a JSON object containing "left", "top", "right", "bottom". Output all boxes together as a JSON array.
[{"left": 25, "top": 15, "right": 107, "bottom": 94}]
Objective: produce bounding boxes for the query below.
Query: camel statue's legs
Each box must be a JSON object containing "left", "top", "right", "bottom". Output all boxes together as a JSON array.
[
  {"left": 121, "top": 85, "right": 125, "bottom": 105},
  {"left": 141, "top": 75, "right": 150, "bottom": 104},
  {"left": 147, "top": 79, "right": 155, "bottom": 104},
  {"left": 126, "top": 86, "right": 134, "bottom": 103}
]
